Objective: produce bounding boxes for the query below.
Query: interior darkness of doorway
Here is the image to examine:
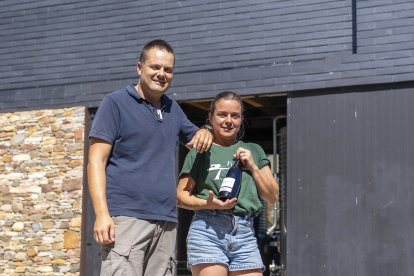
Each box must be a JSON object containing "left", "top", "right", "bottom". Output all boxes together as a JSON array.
[{"left": 179, "top": 94, "right": 287, "bottom": 153}]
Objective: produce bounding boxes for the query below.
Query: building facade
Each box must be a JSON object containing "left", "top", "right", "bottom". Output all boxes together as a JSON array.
[{"left": 1, "top": 0, "right": 414, "bottom": 275}]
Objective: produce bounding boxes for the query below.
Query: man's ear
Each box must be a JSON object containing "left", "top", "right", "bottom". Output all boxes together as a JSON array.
[{"left": 136, "top": 62, "right": 142, "bottom": 76}]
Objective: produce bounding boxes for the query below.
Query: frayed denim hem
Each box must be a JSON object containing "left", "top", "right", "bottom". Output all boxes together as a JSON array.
[
  {"left": 187, "top": 259, "right": 265, "bottom": 272},
  {"left": 229, "top": 263, "right": 266, "bottom": 272},
  {"left": 187, "top": 258, "right": 229, "bottom": 271}
]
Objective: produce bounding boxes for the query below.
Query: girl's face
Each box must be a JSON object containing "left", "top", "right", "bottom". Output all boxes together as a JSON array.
[{"left": 209, "top": 98, "right": 242, "bottom": 145}]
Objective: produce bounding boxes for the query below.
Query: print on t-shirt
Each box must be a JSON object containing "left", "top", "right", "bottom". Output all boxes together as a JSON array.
[{"left": 207, "top": 160, "right": 234, "bottom": 180}]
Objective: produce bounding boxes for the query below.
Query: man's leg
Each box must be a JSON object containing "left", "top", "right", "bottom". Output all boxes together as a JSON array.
[
  {"left": 143, "top": 221, "right": 177, "bottom": 276},
  {"left": 100, "top": 216, "right": 156, "bottom": 276}
]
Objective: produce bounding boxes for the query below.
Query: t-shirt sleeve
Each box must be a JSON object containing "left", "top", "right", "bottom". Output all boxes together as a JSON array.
[
  {"left": 251, "top": 143, "right": 271, "bottom": 169},
  {"left": 179, "top": 149, "right": 199, "bottom": 180},
  {"left": 89, "top": 95, "right": 120, "bottom": 144}
]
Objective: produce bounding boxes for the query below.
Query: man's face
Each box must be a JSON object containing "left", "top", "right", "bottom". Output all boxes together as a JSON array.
[{"left": 137, "top": 48, "right": 174, "bottom": 97}]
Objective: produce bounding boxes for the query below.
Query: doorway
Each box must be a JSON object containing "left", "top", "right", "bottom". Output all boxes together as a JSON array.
[{"left": 177, "top": 93, "right": 287, "bottom": 276}]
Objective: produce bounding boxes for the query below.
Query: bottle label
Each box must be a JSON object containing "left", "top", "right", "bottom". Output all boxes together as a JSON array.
[{"left": 219, "top": 177, "right": 235, "bottom": 193}]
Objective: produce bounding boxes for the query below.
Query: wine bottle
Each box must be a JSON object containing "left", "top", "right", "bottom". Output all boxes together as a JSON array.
[{"left": 218, "top": 158, "right": 242, "bottom": 201}]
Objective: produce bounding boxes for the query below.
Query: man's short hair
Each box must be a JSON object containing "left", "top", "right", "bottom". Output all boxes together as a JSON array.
[{"left": 139, "top": 39, "right": 174, "bottom": 64}]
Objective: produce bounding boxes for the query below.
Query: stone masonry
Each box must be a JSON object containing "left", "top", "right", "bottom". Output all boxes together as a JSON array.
[{"left": 0, "top": 107, "right": 85, "bottom": 275}]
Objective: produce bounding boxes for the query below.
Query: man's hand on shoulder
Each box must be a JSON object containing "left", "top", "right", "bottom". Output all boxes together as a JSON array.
[{"left": 186, "top": 126, "right": 213, "bottom": 153}]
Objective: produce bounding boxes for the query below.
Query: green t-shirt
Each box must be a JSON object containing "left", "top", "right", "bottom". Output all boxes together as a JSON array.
[{"left": 179, "top": 140, "right": 270, "bottom": 216}]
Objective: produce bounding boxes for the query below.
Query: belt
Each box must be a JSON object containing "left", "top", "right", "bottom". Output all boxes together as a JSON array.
[{"left": 213, "top": 209, "right": 256, "bottom": 219}]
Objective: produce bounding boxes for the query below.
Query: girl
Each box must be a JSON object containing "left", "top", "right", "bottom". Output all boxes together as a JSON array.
[{"left": 177, "top": 91, "right": 279, "bottom": 276}]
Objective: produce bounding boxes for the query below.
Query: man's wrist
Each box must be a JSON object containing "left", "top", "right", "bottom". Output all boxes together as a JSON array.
[{"left": 200, "top": 124, "right": 214, "bottom": 136}]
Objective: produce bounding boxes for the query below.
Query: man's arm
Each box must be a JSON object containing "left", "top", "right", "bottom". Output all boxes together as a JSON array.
[
  {"left": 176, "top": 101, "right": 213, "bottom": 152},
  {"left": 186, "top": 127, "right": 213, "bottom": 153},
  {"left": 87, "top": 137, "right": 115, "bottom": 244}
]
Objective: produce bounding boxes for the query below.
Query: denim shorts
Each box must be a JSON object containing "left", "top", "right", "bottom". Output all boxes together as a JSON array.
[{"left": 186, "top": 210, "right": 265, "bottom": 272}]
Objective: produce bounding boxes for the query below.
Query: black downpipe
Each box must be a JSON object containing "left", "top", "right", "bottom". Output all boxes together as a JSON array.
[
  {"left": 352, "top": 0, "right": 357, "bottom": 53},
  {"left": 277, "top": 126, "right": 287, "bottom": 276}
]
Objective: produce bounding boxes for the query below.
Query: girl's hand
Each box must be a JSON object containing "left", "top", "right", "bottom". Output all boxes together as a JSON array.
[
  {"left": 206, "top": 191, "right": 237, "bottom": 210},
  {"left": 236, "top": 147, "right": 258, "bottom": 172}
]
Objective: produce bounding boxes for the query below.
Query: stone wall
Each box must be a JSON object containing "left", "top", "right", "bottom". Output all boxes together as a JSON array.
[{"left": 0, "top": 107, "right": 85, "bottom": 275}]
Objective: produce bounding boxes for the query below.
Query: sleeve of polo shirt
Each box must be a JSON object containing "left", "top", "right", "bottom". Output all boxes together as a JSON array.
[{"left": 89, "top": 95, "right": 120, "bottom": 144}]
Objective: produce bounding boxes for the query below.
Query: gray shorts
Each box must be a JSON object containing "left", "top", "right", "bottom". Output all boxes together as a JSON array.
[{"left": 100, "top": 216, "right": 177, "bottom": 276}]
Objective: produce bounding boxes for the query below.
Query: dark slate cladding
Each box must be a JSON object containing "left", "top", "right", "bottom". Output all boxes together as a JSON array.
[
  {"left": 1, "top": 0, "right": 414, "bottom": 111},
  {"left": 287, "top": 88, "right": 414, "bottom": 276}
]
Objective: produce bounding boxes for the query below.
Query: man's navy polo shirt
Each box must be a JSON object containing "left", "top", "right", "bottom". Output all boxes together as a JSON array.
[{"left": 89, "top": 83, "right": 198, "bottom": 222}]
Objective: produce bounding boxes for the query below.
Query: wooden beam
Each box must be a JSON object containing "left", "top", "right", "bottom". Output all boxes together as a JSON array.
[
  {"left": 242, "top": 97, "right": 264, "bottom": 107},
  {"left": 184, "top": 101, "right": 211, "bottom": 111}
]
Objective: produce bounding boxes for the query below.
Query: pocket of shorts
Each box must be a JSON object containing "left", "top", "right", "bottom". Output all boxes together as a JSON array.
[
  {"left": 101, "top": 242, "right": 132, "bottom": 261},
  {"left": 186, "top": 216, "right": 203, "bottom": 243},
  {"left": 112, "top": 242, "right": 132, "bottom": 257},
  {"left": 238, "top": 218, "right": 255, "bottom": 234},
  {"left": 239, "top": 218, "right": 253, "bottom": 227}
]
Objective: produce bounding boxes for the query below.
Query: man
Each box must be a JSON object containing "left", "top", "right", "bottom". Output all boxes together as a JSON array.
[{"left": 88, "top": 39, "right": 213, "bottom": 275}]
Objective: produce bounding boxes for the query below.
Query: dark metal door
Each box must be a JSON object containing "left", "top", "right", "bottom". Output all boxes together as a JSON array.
[{"left": 80, "top": 108, "right": 101, "bottom": 276}]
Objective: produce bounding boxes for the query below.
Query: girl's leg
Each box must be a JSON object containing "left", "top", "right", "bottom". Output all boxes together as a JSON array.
[
  {"left": 192, "top": 263, "right": 228, "bottom": 276},
  {"left": 229, "top": 268, "right": 263, "bottom": 276}
]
